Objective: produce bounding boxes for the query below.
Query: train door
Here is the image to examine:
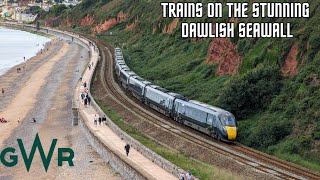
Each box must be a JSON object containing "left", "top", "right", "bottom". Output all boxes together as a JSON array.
[
  {"left": 209, "top": 114, "right": 218, "bottom": 138},
  {"left": 168, "top": 98, "right": 172, "bottom": 114},
  {"left": 207, "top": 114, "right": 214, "bottom": 129},
  {"left": 179, "top": 103, "right": 186, "bottom": 123}
]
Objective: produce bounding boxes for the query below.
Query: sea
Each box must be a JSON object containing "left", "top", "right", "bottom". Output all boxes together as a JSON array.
[{"left": 0, "top": 27, "right": 51, "bottom": 75}]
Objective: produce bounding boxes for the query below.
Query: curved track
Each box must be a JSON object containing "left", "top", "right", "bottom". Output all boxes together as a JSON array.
[{"left": 88, "top": 35, "right": 320, "bottom": 180}]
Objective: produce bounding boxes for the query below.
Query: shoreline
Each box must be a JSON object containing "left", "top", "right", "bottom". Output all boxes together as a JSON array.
[
  {"left": 0, "top": 26, "right": 53, "bottom": 76},
  {"left": 0, "top": 39, "right": 54, "bottom": 76}
]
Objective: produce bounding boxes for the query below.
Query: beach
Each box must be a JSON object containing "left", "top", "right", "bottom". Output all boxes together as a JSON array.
[{"left": 0, "top": 31, "right": 122, "bottom": 179}]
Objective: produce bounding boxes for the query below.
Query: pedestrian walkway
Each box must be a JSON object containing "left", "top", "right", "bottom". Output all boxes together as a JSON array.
[{"left": 76, "top": 41, "right": 178, "bottom": 180}]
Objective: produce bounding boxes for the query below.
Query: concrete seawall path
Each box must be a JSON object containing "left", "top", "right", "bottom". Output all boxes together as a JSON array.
[{"left": 77, "top": 34, "right": 178, "bottom": 180}]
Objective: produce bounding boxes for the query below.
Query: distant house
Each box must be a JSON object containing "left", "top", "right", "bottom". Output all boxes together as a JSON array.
[{"left": 62, "top": 0, "right": 80, "bottom": 6}]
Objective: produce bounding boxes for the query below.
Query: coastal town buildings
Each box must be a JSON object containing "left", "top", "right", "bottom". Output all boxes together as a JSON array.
[{"left": 0, "top": 0, "right": 80, "bottom": 22}]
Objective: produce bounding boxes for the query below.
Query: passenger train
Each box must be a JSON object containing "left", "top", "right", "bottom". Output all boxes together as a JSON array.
[{"left": 113, "top": 48, "right": 237, "bottom": 142}]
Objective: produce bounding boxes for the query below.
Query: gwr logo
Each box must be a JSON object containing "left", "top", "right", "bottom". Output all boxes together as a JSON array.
[{"left": 0, "top": 134, "right": 74, "bottom": 172}]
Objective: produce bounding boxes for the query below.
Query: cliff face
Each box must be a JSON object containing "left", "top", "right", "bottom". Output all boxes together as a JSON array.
[
  {"left": 80, "top": 15, "right": 95, "bottom": 26},
  {"left": 54, "top": 0, "right": 320, "bottom": 171},
  {"left": 281, "top": 44, "right": 298, "bottom": 77},
  {"left": 91, "top": 11, "right": 128, "bottom": 33},
  {"left": 205, "top": 38, "right": 241, "bottom": 76},
  {"left": 162, "top": 18, "right": 179, "bottom": 34}
]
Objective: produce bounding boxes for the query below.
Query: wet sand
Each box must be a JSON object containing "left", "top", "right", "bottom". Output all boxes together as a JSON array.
[{"left": 0, "top": 37, "right": 122, "bottom": 179}]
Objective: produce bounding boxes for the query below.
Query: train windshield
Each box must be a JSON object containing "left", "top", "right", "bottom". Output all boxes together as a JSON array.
[{"left": 220, "top": 114, "right": 236, "bottom": 126}]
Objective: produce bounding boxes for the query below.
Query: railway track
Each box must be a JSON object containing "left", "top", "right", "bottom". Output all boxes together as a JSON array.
[{"left": 87, "top": 35, "right": 320, "bottom": 180}]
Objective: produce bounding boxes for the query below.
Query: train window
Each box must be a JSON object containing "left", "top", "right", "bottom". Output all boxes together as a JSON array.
[
  {"left": 212, "top": 115, "right": 217, "bottom": 127},
  {"left": 218, "top": 115, "right": 224, "bottom": 126},
  {"left": 220, "top": 114, "right": 236, "bottom": 126},
  {"left": 207, "top": 114, "right": 213, "bottom": 126}
]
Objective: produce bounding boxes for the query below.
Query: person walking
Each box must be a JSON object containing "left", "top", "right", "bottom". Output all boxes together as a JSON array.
[
  {"left": 98, "top": 116, "right": 102, "bottom": 125},
  {"left": 94, "top": 114, "right": 98, "bottom": 126},
  {"left": 186, "top": 171, "right": 192, "bottom": 180},
  {"left": 84, "top": 81, "right": 87, "bottom": 88},
  {"left": 179, "top": 172, "right": 186, "bottom": 180},
  {"left": 124, "top": 143, "right": 130, "bottom": 156},
  {"left": 81, "top": 92, "right": 85, "bottom": 102},
  {"left": 87, "top": 95, "right": 91, "bottom": 106},
  {"left": 1, "top": 88, "right": 4, "bottom": 97},
  {"left": 84, "top": 98, "right": 88, "bottom": 107},
  {"left": 32, "top": 118, "right": 36, "bottom": 123},
  {"left": 102, "top": 115, "right": 107, "bottom": 125}
]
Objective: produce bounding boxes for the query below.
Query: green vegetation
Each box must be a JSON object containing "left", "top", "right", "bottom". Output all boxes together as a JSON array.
[
  {"left": 94, "top": 97, "right": 240, "bottom": 180},
  {"left": 46, "top": 0, "right": 320, "bottom": 172}
]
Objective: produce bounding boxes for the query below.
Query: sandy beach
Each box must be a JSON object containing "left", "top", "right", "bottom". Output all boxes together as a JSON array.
[{"left": 0, "top": 35, "right": 122, "bottom": 179}]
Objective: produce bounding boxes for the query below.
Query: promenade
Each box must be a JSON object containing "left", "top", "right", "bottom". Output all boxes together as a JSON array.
[{"left": 77, "top": 42, "right": 178, "bottom": 180}]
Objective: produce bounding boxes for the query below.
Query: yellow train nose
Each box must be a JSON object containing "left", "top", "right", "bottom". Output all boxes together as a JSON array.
[{"left": 225, "top": 126, "right": 237, "bottom": 140}]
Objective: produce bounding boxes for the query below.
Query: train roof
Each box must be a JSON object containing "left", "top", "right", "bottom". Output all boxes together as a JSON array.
[
  {"left": 130, "top": 76, "right": 152, "bottom": 86},
  {"left": 167, "top": 92, "right": 188, "bottom": 101},
  {"left": 122, "top": 68, "right": 130, "bottom": 71},
  {"left": 142, "top": 80, "right": 152, "bottom": 85},
  {"left": 147, "top": 85, "right": 188, "bottom": 100},
  {"left": 121, "top": 66, "right": 130, "bottom": 71},
  {"left": 189, "top": 100, "right": 227, "bottom": 113},
  {"left": 150, "top": 85, "right": 169, "bottom": 93},
  {"left": 131, "top": 75, "right": 144, "bottom": 81},
  {"left": 128, "top": 71, "right": 136, "bottom": 76}
]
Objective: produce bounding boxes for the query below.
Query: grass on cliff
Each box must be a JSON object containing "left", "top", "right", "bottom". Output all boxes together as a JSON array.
[{"left": 93, "top": 97, "right": 241, "bottom": 180}]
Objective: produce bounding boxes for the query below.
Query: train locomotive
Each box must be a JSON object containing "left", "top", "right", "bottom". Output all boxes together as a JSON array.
[{"left": 113, "top": 47, "right": 237, "bottom": 142}]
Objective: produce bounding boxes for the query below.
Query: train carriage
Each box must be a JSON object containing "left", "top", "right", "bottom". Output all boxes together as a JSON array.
[
  {"left": 128, "top": 76, "right": 151, "bottom": 101},
  {"left": 117, "top": 60, "right": 125, "bottom": 64},
  {"left": 115, "top": 47, "right": 122, "bottom": 53},
  {"left": 115, "top": 51, "right": 122, "bottom": 57},
  {"left": 115, "top": 64, "right": 129, "bottom": 76},
  {"left": 114, "top": 56, "right": 124, "bottom": 64},
  {"left": 144, "top": 85, "right": 175, "bottom": 116},
  {"left": 119, "top": 69, "right": 136, "bottom": 89},
  {"left": 173, "top": 99, "right": 237, "bottom": 141}
]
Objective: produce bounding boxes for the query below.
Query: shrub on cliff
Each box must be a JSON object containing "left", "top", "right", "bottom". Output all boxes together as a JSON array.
[{"left": 217, "top": 65, "right": 282, "bottom": 119}]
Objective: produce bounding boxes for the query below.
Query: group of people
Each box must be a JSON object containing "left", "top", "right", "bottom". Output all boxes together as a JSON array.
[
  {"left": 0, "top": 117, "right": 8, "bottom": 123},
  {"left": 81, "top": 81, "right": 92, "bottom": 107},
  {"left": 88, "top": 64, "right": 92, "bottom": 70},
  {"left": 93, "top": 114, "right": 107, "bottom": 126},
  {"left": 179, "top": 171, "right": 193, "bottom": 180},
  {"left": 88, "top": 40, "right": 97, "bottom": 51},
  {"left": 88, "top": 61, "right": 94, "bottom": 71},
  {"left": 81, "top": 92, "right": 91, "bottom": 107}
]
